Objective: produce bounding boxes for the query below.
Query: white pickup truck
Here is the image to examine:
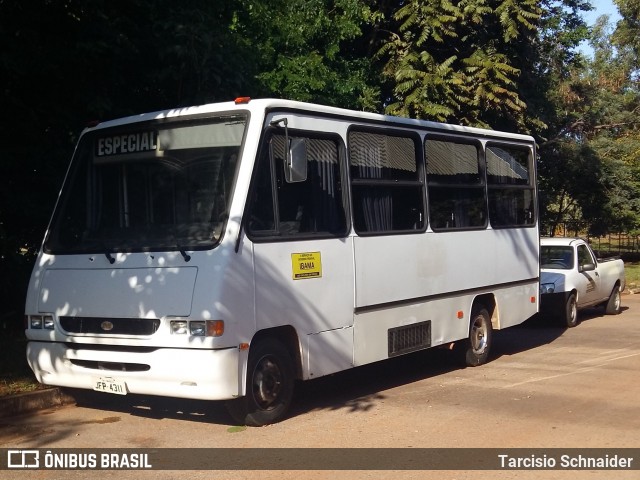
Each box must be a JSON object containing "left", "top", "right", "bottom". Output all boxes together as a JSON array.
[{"left": 540, "top": 237, "right": 625, "bottom": 327}]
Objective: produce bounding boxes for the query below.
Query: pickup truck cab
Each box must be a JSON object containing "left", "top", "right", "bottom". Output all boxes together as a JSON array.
[{"left": 540, "top": 237, "right": 625, "bottom": 327}]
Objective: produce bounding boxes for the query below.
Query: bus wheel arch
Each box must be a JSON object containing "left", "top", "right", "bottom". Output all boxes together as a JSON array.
[{"left": 226, "top": 326, "right": 301, "bottom": 426}]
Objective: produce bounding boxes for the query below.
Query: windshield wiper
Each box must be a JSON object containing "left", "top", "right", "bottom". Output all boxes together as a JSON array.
[
  {"left": 101, "top": 243, "right": 116, "bottom": 264},
  {"left": 177, "top": 244, "right": 191, "bottom": 262}
]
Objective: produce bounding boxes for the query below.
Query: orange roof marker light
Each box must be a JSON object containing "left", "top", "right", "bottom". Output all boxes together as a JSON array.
[{"left": 235, "top": 97, "right": 251, "bottom": 105}]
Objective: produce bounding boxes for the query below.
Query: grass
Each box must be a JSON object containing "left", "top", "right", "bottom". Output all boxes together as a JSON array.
[
  {"left": 0, "top": 331, "right": 49, "bottom": 397},
  {"left": 624, "top": 262, "right": 640, "bottom": 289}
]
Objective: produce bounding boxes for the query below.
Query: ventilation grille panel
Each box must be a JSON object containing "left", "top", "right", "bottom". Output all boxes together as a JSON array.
[{"left": 388, "top": 321, "right": 431, "bottom": 357}]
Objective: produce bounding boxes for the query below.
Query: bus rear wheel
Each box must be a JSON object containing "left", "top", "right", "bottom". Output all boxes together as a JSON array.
[
  {"left": 461, "top": 306, "right": 492, "bottom": 367},
  {"left": 226, "top": 338, "right": 295, "bottom": 427}
]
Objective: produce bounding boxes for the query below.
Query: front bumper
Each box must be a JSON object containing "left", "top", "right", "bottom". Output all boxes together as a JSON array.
[{"left": 27, "top": 341, "right": 241, "bottom": 401}]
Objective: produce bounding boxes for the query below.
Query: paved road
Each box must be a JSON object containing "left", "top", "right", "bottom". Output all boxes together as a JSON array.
[{"left": 2, "top": 295, "right": 640, "bottom": 480}]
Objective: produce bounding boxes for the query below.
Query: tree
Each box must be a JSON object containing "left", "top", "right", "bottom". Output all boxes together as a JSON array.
[
  {"left": 377, "top": 0, "right": 542, "bottom": 129},
  {"left": 234, "top": 0, "right": 382, "bottom": 111},
  {"left": 0, "top": 0, "right": 259, "bottom": 320},
  {"left": 538, "top": 10, "right": 640, "bottom": 236},
  {"left": 613, "top": 0, "right": 640, "bottom": 65}
]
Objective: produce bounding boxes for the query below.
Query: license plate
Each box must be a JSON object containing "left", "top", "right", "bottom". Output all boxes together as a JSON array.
[{"left": 93, "top": 377, "right": 127, "bottom": 395}]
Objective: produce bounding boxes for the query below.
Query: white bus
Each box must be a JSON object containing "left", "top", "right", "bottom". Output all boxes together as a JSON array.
[{"left": 25, "top": 98, "right": 539, "bottom": 425}]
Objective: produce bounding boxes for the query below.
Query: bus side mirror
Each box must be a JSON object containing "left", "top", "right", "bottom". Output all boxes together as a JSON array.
[{"left": 285, "top": 138, "right": 307, "bottom": 183}]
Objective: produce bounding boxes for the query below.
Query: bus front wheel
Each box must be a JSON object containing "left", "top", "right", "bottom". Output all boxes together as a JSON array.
[
  {"left": 226, "top": 338, "right": 295, "bottom": 427},
  {"left": 461, "top": 306, "right": 492, "bottom": 367}
]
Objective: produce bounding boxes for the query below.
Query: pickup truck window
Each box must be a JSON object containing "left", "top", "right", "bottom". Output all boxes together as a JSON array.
[
  {"left": 541, "top": 246, "right": 574, "bottom": 270},
  {"left": 577, "top": 244, "right": 596, "bottom": 267}
]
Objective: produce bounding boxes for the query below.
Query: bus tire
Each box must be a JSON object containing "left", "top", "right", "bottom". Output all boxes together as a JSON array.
[
  {"left": 565, "top": 293, "right": 578, "bottom": 327},
  {"left": 462, "top": 306, "right": 492, "bottom": 367},
  {"left": 605, "top": 285, "right": 621, "bottom": 315},
  {"left": 226, "top": 338, "right": 295, "bottom": 427}
]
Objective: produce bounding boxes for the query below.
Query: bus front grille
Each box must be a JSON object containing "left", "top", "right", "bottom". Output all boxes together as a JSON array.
[
  {"left": 388, "top": 321, "right": 431, "bottom": 357},
  {"left": 60, "top": 316, "right": 160, "bottom": 336},
  {"left": 70, "top": 359, "right": 150, "bottom": 372}
]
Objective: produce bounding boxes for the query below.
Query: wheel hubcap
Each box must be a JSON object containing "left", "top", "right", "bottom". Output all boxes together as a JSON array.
[
  {"left": 252, "top": 356, "right": 283, "bottom": 410},
  {"left": 471, "top": 317, "right": 487, "bottom": 354}
]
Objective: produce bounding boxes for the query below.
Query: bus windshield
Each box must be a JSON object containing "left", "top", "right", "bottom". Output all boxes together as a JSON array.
[{"left": 44, "top": 115, "right": 247, "bottom": 254}]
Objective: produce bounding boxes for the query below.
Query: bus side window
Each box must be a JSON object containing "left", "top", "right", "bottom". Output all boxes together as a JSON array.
[
  {"left": 348, "top": 129, "right": 424, "bottom": 234},
  {"left": 247, "top": 133, "right": 346, "bottom": 238},
  {"left": 425, "top": 138, "right": 486, "bottom": 230},
  {"left": 486, "top": 144, "right": 535, "bottom": 228}
]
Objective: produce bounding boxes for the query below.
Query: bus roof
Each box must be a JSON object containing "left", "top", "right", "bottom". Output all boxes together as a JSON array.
[{"left": 85, "top": 98, "right": 536, "bottom": 143}]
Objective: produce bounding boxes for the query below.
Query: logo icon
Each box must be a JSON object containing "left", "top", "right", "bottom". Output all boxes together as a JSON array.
[
  {"left": 101, "top": 321, "right": 114, "bottom": 332},
  {"left": 7, "top": 450, "right": 39, "bottom": 468}
]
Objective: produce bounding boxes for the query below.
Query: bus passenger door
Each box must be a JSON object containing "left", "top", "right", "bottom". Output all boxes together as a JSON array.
[{"left": 246, "top": 131, "right": 355, "bottom": 379}]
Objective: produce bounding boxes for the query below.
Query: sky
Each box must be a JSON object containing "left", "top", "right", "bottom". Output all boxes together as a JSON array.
[
  {"left": 578, "top": 0, "right": 622, "bottom": 57},
  {"left": 582, "top": 0, "right": 622, "bottom": 25}
]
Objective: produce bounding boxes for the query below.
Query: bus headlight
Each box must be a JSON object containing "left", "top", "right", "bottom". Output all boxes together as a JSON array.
[
  {"left": 30, "top": 315, "right": 43, "bottom": 329},
  {"left": 540, "top": 283, "right": 555, "bottom": 294},
  {"left": 171, "top": 320, "right": 224, "bottom": 337},
  {"left": 43, "top": 315, "right": 55, "bottom": 329},
  {"left": 170, "top": 321, "right": 189, "bottom": 335},
  {"left": 28, "top": 314, "right": 55, "bottom": 330},
  {"left": 190, "top": 321, "right": 206, "bottom": 336}
]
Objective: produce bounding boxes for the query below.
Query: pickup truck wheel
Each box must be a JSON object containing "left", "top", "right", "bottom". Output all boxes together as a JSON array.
[
  {"left": 565, "top": 293, "right": 578, "bottom": 328},
  {"left": 605, "top": 285, "right": 622, "bottom": 315}
]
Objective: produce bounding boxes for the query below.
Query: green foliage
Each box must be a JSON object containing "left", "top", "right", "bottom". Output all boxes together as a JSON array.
[
  {"left": 237, "top": 0, "right": 381, "bottom": 110},
  {"left": 378, "top": 0, "right": 542, "bottom": 129},
  {"left": 613, "top": 0, "right": 640, "bottom": 64},
  {"left": 1, "top": 0, "right": 640, "bottom": 302},
  {"left": 538, "top": 8, "right": 640, "bottom": 236}
]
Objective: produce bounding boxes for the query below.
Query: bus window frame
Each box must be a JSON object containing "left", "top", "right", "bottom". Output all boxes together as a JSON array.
[
  {"left": 424, "top": 133, "right": 488, "bottom": 232},
  {"left": 347, "top": 125, "right": 426, "bottom": 236},
  {"left": 485, "top": 141, "right": 537, "bottom": 229},
  {"left": 245, "top": 127, "right": 350, "bottom": 242}
]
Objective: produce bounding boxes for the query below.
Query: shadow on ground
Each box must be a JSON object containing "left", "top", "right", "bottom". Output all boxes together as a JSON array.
[{"left": 64, "top": 310, "right": 591, "bottom": 426}]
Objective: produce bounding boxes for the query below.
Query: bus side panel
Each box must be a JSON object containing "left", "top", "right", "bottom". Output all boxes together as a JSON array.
[
  {"left": 307, "top": 326, "right": 354, "bottom": 378},
  {"left": 351, "top": 228, "right": 539, "bottom": 366},
  {"left": 352, "top": 284, "right": 538, "bottom": 367},
  {"left": 251, "top": 237, "right": 355, "bottom": 378},
  {"left": 353, "top": 229, "right": 539, "bottom": 309},
  {"left": 353, "top": 298, "right": 464, "bottom": 367}
]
